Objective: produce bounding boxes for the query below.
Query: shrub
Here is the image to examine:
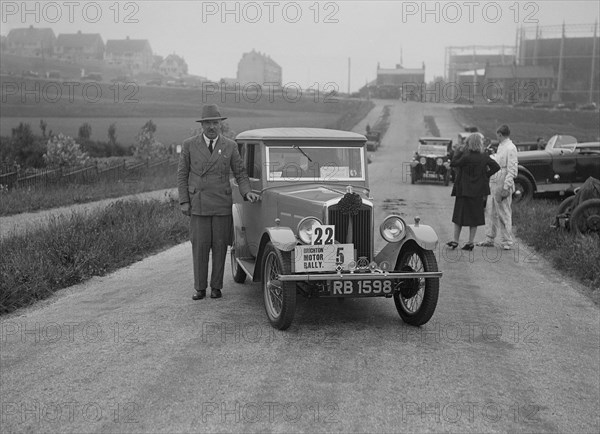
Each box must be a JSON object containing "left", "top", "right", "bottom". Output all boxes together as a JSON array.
[
  {"left": 133, "top": 120, "right": 169, "bottom": 160},
  {"left": 43, "top": 133, "right": 90, "bottom": 167}
]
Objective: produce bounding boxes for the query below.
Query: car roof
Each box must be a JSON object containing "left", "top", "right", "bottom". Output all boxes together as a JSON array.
[
  {"left": 419, "top": 137, "right": 452, "bottom": 142},
  {"left": 236, "top": 128, "right": 366, "bottom": 141}
]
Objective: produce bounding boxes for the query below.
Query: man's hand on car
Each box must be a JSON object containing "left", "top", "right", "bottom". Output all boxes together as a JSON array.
[{"left": 245, "top": 192, "right": 261, "bottom": 203}]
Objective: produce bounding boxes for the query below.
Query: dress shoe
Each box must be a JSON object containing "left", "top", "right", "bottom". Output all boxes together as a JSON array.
[
  {"left": 461, "top": 242, "right": 474, "bottom": 251},
  {"left": 192, "top": 290, "right": 206, "bottom": 300},
  {"left": 210, "top": 288, "right": 222, "bottom": 299},
  {"left": 446, "top": 241, "right": 458, "bottom": 249}
]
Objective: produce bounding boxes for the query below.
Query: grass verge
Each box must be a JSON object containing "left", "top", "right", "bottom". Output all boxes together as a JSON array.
[
  {"left": 513, "top": 199, "right": 600, "bottom": 302},
  {"left": 0, "top": 194, "right": 189, "bottom": 315},
  {"left": 0, "top": 173, "right": 176, "bottom": 216}
]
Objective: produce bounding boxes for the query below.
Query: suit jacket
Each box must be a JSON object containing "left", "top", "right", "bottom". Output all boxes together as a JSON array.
[
  {"left": 450, "top": 151, "right": 500, "bottom": 197},
  {"left": 177, "top": 134, "right": 251, "bottom": 215}
]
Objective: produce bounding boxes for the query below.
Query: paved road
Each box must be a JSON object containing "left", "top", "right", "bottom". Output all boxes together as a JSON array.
[{"left": 1, "top": 102, "right": 598, "bottom": 433}]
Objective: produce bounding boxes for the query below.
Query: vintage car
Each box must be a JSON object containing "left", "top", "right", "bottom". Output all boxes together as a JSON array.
[
  {"left": 365, "top": 131, "right": 381, "bottom": 152},
  {"left": 513, "top": 134, "right": 600, "bottom": 202},
  {"left": 410, "top": 137, "right": 453, "bottom": 185},
  {"left": 231, "top": 128, "right": 442, "bottom": 330}
]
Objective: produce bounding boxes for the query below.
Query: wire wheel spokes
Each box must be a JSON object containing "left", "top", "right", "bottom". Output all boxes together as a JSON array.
[
  {"left": 401, "top": 253, "right": 425, "bottom": 313},
  {"left": 265, "top": 253, "right": 283, "bottom": 315}
]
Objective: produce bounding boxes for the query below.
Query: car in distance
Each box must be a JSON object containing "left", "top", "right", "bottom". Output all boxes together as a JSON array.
[
  {"left": 513, "top": 134, "right": 600, "bottom": 202},
  {"left": 231, "top": 128, "right": 442, "bottom": 330},
  {"left": 410, "top": 137, "right": 453, "bottom": 185},
  {"left": 365, "top": 131, "right": 381, "bottom": 152}
]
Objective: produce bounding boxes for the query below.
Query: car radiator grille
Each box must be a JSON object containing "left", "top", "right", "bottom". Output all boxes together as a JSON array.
[{"left": 327, "top": 204, "right": 372, "bottom": 261}]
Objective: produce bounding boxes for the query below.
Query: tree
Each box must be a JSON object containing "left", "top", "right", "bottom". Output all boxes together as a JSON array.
[
  {"left": 44, "top": 134, "right": 90, "bottom": 167},
  {"left": 78, "top": 122, "right": 92, "bottom": 140},
  {"left": 108, "top": 123, "right": 117, "bottom": 146},
  {"left": 132, "top": 121, "right": 168, "bottom": 160},
  {"left": 39, "top": 119, "right": 48, "bottom": 138}
]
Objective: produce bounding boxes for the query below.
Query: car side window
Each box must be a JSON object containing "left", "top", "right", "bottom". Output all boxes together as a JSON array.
[{"left": 246, "top": 143, "right": 262, "bottom": 180}]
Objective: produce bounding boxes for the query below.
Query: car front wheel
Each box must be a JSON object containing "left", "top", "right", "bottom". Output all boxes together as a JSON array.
[
  {"left": 262, "top": 242, "right": 296, "bottom": 330},
  {"left": 513, "top": 174, "right": 533, "bottom": 203},
  {"left": 393, "top": 245, "right": 439, "bottom": 326}
]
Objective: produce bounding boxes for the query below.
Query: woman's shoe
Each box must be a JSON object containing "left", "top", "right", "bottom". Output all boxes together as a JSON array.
[
  {"left": 461, "top": 242, "right": 474, "bottom": 251},
  {"left": 446, "top": 241, "right": 458, "bottom": 249}
]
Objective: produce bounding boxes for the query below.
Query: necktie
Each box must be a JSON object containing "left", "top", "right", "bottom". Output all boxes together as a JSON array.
[{"left": 208, "top": 139, "right": 214, "bottom": 154}]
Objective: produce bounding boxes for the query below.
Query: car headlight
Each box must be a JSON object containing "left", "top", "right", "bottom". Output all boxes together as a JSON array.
[
  {"left": 436, "top": 158, "right": 443, "bottom": 165},
  {"left": 419, "top": 157, "right": 426, "bottom": 165},
  {"left": 380, "top": 216, "right": 406, "bottom": 243},
  {"left": 297, "top": 217, "right": 322, "bottom": 244}
]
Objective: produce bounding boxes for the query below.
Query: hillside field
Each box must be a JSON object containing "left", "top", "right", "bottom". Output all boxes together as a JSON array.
[
  {"left": 452, "top": 106, "right": 600, "bottom": 142},
  {"left": 0, "top": 112, "right": 341, "bottom": 146}
]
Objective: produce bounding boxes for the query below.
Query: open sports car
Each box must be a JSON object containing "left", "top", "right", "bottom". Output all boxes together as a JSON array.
[{"left": 513, "top": 134, "right": 600, "bottom": 202}]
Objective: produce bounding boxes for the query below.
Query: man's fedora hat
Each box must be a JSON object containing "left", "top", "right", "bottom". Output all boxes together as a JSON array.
[{"left": 196, "top": 104, "right": 227, "bottom": 122}]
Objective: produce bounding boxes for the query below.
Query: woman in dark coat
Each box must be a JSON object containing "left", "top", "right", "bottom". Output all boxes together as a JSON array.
[{"left": 447, "top": 133, "right": 500, "bottom": 250}]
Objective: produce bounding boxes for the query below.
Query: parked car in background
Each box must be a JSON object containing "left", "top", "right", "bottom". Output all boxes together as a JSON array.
[
  {"left": 231, "top": 128, "right": 442, "bottom": 330},
  {"left": 410, "top": 137, "right": 453, "bottom": 185},
  {"left": 82, "top": 72, "right": 102, "bottom": 81},
  {"left": 513, "top": 134, "right": 600, "bottom": 202},
  {"left": 365, "top": 131, "right": 381, "bottom": 151}
]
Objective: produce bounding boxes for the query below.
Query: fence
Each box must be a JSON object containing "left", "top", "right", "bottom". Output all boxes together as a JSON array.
[{"left": 0, "top": 157, "right": 179, "bottom": 190}]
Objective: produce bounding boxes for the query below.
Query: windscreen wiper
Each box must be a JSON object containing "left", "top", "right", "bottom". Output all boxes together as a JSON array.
[{"left": 293, "top": 145, "right": 313, "bottom": 162}]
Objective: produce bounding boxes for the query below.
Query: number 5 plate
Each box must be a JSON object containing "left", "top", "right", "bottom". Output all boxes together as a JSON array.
[{"left": 293, "top": 244, "right": 354, "bottom": 272}]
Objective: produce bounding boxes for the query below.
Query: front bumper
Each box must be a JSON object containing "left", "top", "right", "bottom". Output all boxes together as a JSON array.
[{"left": 277, "top": 270, "right": 442, "bottom": 281}]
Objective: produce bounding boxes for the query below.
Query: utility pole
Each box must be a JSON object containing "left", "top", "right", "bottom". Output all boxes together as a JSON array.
[
  {"left": 347, "top": 57, "right": 351, "bottom": 94},
  {"left": 590, "top": 21, "right": 598, "bottom": 104}
]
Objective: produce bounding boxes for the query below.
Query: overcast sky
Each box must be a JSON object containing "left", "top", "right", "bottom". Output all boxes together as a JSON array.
[{"left": 1, "top": 1, "right": 598, "bottom": 91}]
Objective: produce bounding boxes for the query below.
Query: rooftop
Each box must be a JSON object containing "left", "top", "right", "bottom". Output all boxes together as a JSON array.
[{"left": 236, "top": 128, "right": 366, "bottom": 142}]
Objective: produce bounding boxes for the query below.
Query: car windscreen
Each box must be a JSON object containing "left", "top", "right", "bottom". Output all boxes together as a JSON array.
[
  {"left": 266, "top": 146, "right": 365, "bottom": 181},
  {"left": 417, "top": 144, "right": 448, "bottom": 156}
]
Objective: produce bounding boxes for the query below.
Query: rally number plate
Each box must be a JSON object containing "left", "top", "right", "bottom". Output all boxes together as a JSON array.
[
  {"left": 330, "top": 280, "right": 396, "bottom": 297},
  {"left": 293, "top": 244, "right": 354, "bottom": 273}
]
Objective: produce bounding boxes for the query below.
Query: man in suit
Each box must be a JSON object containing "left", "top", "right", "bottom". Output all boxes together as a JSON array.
[{"left": 177, "top": 104, "right": 260, "bottom": 300}]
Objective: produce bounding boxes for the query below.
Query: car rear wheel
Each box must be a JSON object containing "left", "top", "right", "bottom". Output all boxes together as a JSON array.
[
  {"left": 513, "top": 174, "right": 533, "bottom": 203},
  {"left": 393, "top": 245, "right": 439, "bottom": 326},
  {"left": 557, "top": 195, "right": 576, "bottom": 215},
  {"left": 570, "top": 199, "right": 600, "bottom": 234},
  {"left": 262, "top": 242, "right": 296, "bottom": 330},
  {"left": 230, "top": 247, "right": 247, "bottom": 284}
]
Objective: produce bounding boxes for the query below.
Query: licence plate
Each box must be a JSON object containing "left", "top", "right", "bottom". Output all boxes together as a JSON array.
[
  {"left": 329, "top": 280, "right": 396, "bottom": 297},
  {"left": 293, "top": 244, "right": 354, "bottom": 272}
]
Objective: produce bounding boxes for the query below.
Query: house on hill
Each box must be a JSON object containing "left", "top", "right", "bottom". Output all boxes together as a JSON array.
[
  {"left": 6, "top": 25, "right": 56, "bottom": 57},
  {"left": 237, "top": 49, "right": 282, "bottom": 86},
  {"left": 159, "top": 54, "right": 188, "bottom": 78},
  {"left": 484, "top": 64, "right": 555, "bottom": 103},
  {"left": 374, "top": 63, "right": 426, "bottom": 99},
  {"left": 56, "top": 31, "right": 104, "bottom": 61},
  {"left": 105, "top": 37, "right": 153, "bottom": 74}
]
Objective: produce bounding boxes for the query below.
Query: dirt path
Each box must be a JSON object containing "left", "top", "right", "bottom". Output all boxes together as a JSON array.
[{"left": 0, "top": 188, "right": 177, "bottom": 239}]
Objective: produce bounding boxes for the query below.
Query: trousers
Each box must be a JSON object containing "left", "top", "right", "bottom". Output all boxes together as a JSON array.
[
  {"left": 190, "top": 215, "right": 232, "bottom": 291},
  {"left": 483, "top": 193, "right": 514, "bottom": 245}
]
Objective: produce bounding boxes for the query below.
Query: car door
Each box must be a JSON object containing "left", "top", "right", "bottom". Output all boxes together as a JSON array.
[
  {"left": 231, "top": 141, "right": 263, "bottom": 257},
  {"left": 575, "top": 145, "right": 600, "bottom": 182},
  {"left": 550, "top": 147, "right": 577, "bottom": 184}
]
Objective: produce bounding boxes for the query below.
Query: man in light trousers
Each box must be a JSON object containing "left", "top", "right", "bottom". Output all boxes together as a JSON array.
[{"left": 478, "top": 124, "right": 518, "bottom": 250}]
